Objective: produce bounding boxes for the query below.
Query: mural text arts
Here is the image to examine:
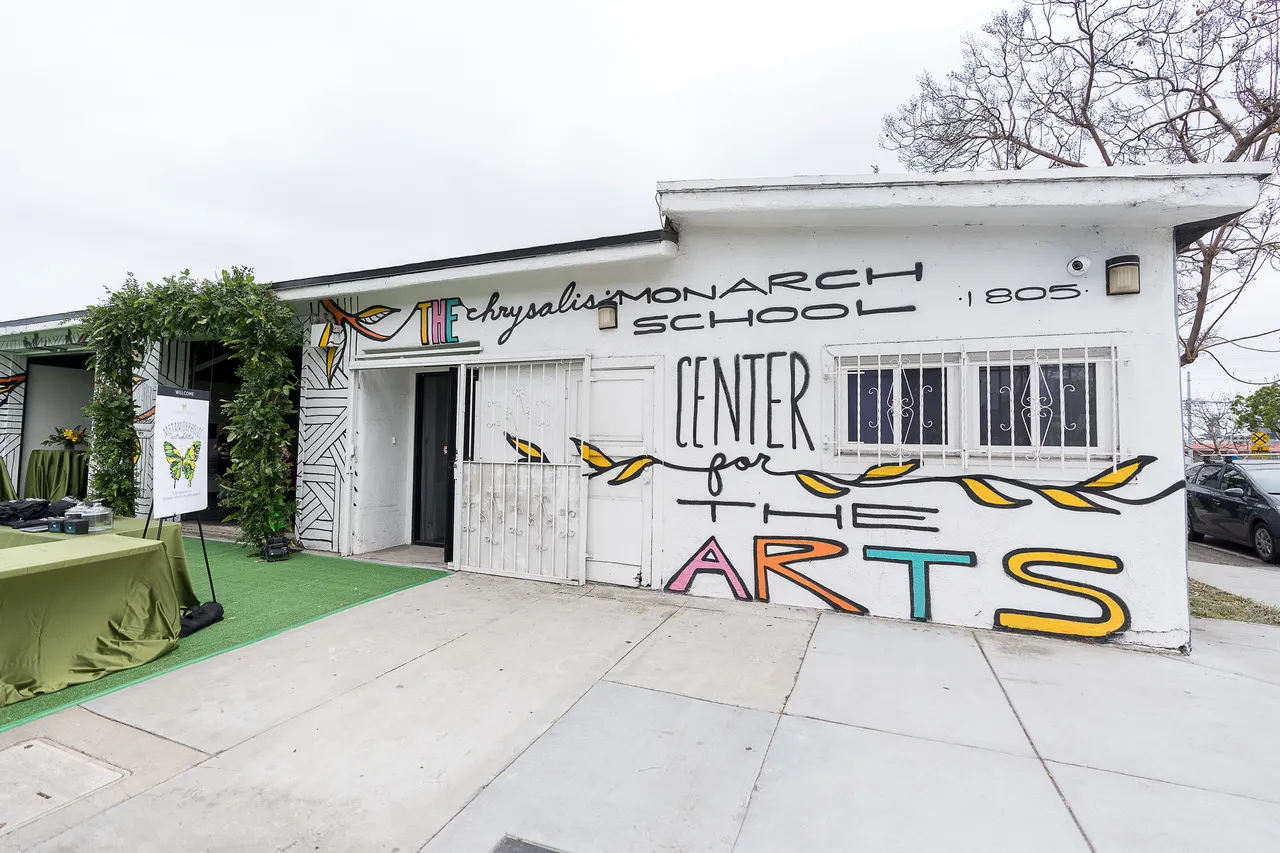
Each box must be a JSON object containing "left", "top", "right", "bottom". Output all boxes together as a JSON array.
[{"left": 542, "top": 434, "right": 1185, "bottom": 641}]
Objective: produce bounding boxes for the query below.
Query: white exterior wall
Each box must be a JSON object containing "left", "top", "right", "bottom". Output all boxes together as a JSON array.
[
  {"left": 293, "top": 221, "right": 1191, "bottom": 647},
  {"left": 349, "top": 366, "right": 416, "bottom": 553}
]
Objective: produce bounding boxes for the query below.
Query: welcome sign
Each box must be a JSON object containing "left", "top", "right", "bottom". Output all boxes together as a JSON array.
[{"left": 151, "top": 385, "right": 210, "bottom": 518}]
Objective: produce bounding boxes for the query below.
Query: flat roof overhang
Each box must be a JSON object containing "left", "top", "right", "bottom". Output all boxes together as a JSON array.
[
  {"left": 658, "top": 164, "right": 1272, "bottom": 247},
  {"left": 271, "top": 228, "right": 679, "bottom": 302}
]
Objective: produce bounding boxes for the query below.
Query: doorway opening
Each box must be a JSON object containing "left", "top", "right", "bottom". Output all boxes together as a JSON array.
[
  {"left": 412, "top": 369, "right": 458, "bottom": 560},
  {"left": 188, "top": 340, "right": 302, "bottom": 531},
  {"left": 18, "top": 351, "right": 94, "bottom": 500}
]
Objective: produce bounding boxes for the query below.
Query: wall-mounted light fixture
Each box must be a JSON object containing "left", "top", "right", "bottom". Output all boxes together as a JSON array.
[
  {"left": 1106, "top": 255, "right": 1141, "bottom": 295},
  {"left": 597, "top": 297, "right": 618, "bottom": 330}
]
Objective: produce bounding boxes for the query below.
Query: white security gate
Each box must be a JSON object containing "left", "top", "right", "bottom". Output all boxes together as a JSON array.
[{"left": 455, "top": 359, "right": 588, "bottom": 582}]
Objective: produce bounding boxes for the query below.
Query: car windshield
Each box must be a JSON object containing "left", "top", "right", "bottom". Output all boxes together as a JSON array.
[{"left": 1242, "top": 466, "right": 1280, "bottom": 494}]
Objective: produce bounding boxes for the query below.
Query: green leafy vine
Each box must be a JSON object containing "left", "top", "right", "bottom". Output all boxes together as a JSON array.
[{"left": 83, "top": 267, "right": 303, "bottom": 548}]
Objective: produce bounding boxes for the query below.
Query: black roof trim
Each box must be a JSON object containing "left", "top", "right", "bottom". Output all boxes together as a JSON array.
[
  {"left": 270, "top": 228, "right": 679, "bottom": 293},
  {"left": 1175, "top": 213, "right": 1242, "bottom": 252},
  {"left": 0, "top": 308, "right": 88, "bottom": 330}
]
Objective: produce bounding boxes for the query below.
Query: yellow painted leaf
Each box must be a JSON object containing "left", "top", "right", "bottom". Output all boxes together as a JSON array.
[
  {"left": 609, "top": 457, "right": 655, "bottom": 485},
  {"left": 1039, "top": 488, "right": 1118, "bottom": 514},
  {"left": 858, "top": 460, "right": 920, "bottom": 481},
  {"left": 505, "top": 433, "right": 548, "bottom": 462},
  {"left": 318, "top": 322, "right": 333, "bottom": 347},
  {"left": 357, "top": 305, "right": 398, "bottom": 324},
  {"left": 1079, "top": 456, "right": 1155, "bottom": 490},
  {"left": 958, "top": 477, "right": 1029, "bottom": 508},
  {"left": 796, "top": 473, "right": 850, "bottom": 499},
  {"left": 324, "top": 346, "right": 338, "bottom": 381},
  {"left": 571, "top": 437, "right": 615, "bottom": 470}
]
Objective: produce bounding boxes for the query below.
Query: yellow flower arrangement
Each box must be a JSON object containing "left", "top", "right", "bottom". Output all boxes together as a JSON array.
[{"left": 43, "top": 424, "right": 89, "bottom": 449}]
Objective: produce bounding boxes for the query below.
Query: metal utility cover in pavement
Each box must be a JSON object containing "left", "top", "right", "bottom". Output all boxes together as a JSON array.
[{"left": 0, "top": 739, "right": 126, "bottom": 834}]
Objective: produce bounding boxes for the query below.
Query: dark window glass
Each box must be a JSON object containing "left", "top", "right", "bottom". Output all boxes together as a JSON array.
[
  {"left": 1039, "top": 363, "right": 1098, "bottom": 447},
  {"left": 1221, "top": 467, "right": 1249, "bottom": 494},
  {"left": 846, "top": 368, "right": 947, "bottom": 445},
  {"left": 979, "top": 365, "right": 1032, "bottom": 446},
  {"left": 1243, "top": 466, "right": 1280, "bottom": 494},
  {"left": 847, "top": 369, "right": 893, "bottom": 444},
  {"left": 1195, "top": 464, "right": 1222, "bottom": 487},
  {"left": 900, "top": 367, "right": 946, "bottom": 445},
  {"left": 979, "top": 363, "right": 1097, "bottom": 447}
]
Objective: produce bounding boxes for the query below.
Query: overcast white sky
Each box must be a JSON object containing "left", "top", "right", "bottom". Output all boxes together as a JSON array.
[{"left": 1, "top": 1, "right": 1275, "bottom": 395}]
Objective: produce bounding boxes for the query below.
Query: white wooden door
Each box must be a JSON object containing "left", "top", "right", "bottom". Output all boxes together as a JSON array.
[
  {"left": 455, "top": 359, "right": 587, "bottom": 583},
  {"left": 583, "top": 364, "right": 655, "bottom": 587}
]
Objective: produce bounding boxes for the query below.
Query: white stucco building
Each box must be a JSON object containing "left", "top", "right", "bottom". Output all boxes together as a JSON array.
[
  {"left": 1, "top": 165, "right": 1266, "bottom": 649},
  {"left": 272, "top": 165, "right": 1269, "bottom": 650}
]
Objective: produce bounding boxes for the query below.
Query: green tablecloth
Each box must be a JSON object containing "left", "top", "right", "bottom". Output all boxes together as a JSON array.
[
  {"left": 22, "top": 448, "right": 89, "bottom": 502},
  {"left": 0, "top": 516, "right": 198, "bottom": 609},
  {"left": 0, "top": 457, "right": 14, "bottom": 502},
  {"left": 0, "top": 535, "right": 179, "bottom": 706}
]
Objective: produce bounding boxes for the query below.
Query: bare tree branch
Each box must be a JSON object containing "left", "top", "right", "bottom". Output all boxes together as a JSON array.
[
  {"left": 1206, "top": 348, "right": 1280, "bottom": 384},
  {"left": 882, "top": 0, "right": 1280, "bottom": 376}
]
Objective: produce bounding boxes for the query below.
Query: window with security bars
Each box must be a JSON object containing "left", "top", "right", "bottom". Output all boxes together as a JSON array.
[
  {"left": 837, "top": 353, "right": 962, "bottom": 463},
  {"left": 977, "top": 363, "right": 1098, "bottom": 448},
  {"left": 833, "top": 345, "right": 1118, "bottom": 470},
  {"left": 846, "top": 365, "right": 951, "bottom": 446}
]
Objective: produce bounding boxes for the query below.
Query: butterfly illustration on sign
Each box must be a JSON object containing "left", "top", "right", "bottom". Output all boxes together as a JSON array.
[{"left": 164, "top": 441, "right": 201, "bottom": 488}]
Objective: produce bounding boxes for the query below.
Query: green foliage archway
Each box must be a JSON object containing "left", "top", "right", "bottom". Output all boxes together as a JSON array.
[{"left": 84, "top": 267, "right": 303, "bottom": 548}]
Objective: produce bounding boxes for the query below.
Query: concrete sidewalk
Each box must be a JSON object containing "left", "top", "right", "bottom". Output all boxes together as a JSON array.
[
  {"left": 2, "top": 573, "right": 1279, "bottom": 852},
  {"left": 1190, "top": 557, "right": 1280, "bottom": 609}
]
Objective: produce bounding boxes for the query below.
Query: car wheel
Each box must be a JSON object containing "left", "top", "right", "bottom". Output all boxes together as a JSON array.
[
  {"left": 1187, "top": 512, "right": 1204, "bottom": 542},
  {"left": 1254, "top": 524, "right": 1280, "bottom": 563}
]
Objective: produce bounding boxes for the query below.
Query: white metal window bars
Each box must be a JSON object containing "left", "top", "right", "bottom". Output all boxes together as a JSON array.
[
  {"left": 833, "top": 344, "right": 1119, "bottom": 474},
  {"left": 834, "top": 351, "right": 962, "bottom": 465},
  {"left": 457, "top": 359, "right": 584, "bottom": 582}
]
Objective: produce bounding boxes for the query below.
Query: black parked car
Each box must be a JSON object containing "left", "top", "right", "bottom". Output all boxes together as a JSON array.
[{"left": 1186, "top": 460, "right": 1280, "bottom": 562}]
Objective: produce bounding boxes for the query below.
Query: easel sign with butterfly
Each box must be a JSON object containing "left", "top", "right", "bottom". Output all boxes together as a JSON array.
[
  {"left": 145, "top": 385, "right": 222, "bottom": 634},
  {"left": 151, "top": 386, "right": 210, "bottom": 517}
]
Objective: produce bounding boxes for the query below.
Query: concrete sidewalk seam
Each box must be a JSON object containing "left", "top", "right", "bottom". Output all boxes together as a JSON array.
[
  {"left": 780, "top": 614, "right": 820, "bottom": 712},
  {"left": 781, "top": 709, "right": 1045, "bottom": 760},
  {"left": 974, "top": 632, "right": 1098, "bottom": 853},
  {"left": 414, "top": 606, "right": 683, "bottom": 853},
  {"left": 728, "top": 713, "right": 781, "bottom": 853},
  {"left": 598, "top": 608, "right": 681, "bottom": 682},
  {"left": 1042, "top": 758, "right": 1280, "bottom": 807},
  {"left": 81, "top": 706, "right": 214, "bottom": 758},
  {"left": 729, "top": 614, "right": 817, "bottom": 853},
  {"left": 1176, "top": 656, "right": 1280, "bottom": 689}
]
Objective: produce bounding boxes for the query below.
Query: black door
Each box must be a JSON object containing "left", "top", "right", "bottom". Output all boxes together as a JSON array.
[
  {"left": 1216, "top": 465, "right": 1253, "bottom": 544},
  {"left": 1188, "top": 463, "right": 1223, "bottom": 536},
  {"left": 413, "top": 370, "right": 457, "bottom": 556}
]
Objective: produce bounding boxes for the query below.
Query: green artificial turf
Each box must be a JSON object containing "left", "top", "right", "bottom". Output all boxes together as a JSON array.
[{"left": 0, "top": 538, "right": 447, "bottom": 733}]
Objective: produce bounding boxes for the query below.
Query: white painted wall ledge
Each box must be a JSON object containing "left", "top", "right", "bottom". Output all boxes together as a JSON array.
[{"left": 658, "top": 164, "right": 1272, "bottom": 230}]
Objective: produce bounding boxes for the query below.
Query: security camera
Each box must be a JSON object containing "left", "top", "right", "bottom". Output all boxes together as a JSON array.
[{"left": 1068, "top": 256, "right": 1091, "bottom": 276}]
